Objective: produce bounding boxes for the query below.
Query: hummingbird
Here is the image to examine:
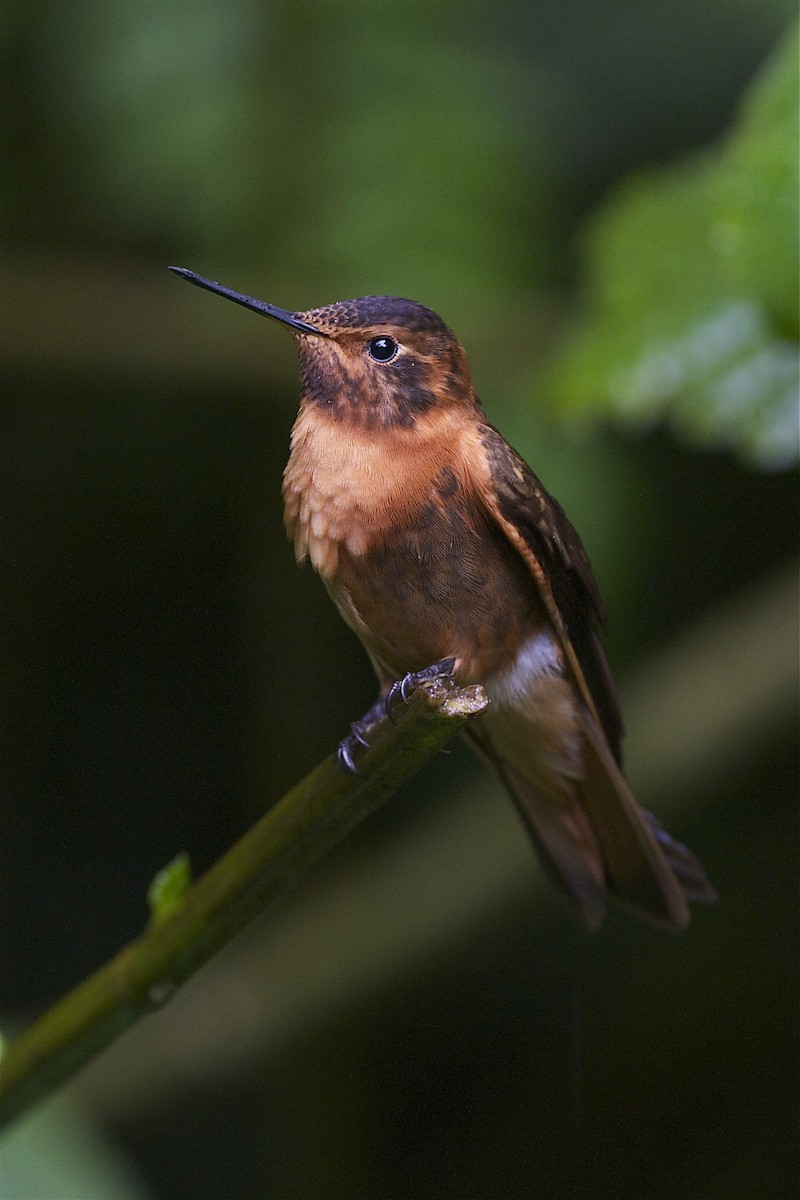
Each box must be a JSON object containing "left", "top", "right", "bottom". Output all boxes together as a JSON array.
[{"left": 170, "top": 266, "right": 716, "bottom": 930}]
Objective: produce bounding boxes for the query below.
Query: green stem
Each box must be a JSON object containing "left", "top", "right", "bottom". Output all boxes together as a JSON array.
[{"left": 0, "top": 676, "right": 488, "bottom": 1130}]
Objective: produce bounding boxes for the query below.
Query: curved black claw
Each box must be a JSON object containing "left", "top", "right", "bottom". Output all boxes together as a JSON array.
[
  {"left": 384, "top": 657, "right": 457, "bottom": 721},
  {"left": 336, "top": 700, "right": 386, "bottom": 776},
  {"left": 337, "top": 734, "right": 364, "bottom": 777}
]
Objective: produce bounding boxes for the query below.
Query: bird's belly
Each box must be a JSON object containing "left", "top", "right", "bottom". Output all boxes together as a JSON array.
[{"left": 328, "top": 506, "right": 546, "bottom": 688}]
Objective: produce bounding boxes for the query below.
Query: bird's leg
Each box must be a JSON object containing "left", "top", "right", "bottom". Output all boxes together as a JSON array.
[{"left": 385, "top": 657, "right": 457, "bottom": 720}]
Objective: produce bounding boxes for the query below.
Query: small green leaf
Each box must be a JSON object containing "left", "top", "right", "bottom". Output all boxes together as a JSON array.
[
  {"left": 551, "top": 21, "right": 799, "bottom": 468},
  {"left": 147, "top": 852, "right": 192, "bottom": 924}
]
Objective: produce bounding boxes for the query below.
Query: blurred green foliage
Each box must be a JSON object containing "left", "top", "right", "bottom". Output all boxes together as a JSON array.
[
  {"left": 551, "top": 21, "right": 799, "bottom": 467},
  {"left": 1, "top": 1090, "right": 148, "bottom": 1200},
  {"left": 17, "top": 0, "right": 550, "bottom": 313}
]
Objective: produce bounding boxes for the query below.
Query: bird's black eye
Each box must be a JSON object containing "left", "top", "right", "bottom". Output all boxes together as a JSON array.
[{"left": 367, "top": 335, "right": 399, "bottom": 363}]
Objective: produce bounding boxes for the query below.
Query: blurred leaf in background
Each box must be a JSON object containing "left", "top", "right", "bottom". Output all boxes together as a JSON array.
[
  {"left": 1, "top": 1087, "right": 149, "bottom": 1200},
  {"left": 549, "top": 20, "right": 799, "bottom": 468}
]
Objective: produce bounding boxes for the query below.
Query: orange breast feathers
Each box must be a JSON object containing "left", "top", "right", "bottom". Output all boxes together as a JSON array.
[{"left": 282, "top": 405, "right": 478, "bottom": 578}]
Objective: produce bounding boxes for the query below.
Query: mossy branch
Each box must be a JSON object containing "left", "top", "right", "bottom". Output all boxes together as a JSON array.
[{"left": 0, "top": 676, "right": 488, "bottom": 1130}]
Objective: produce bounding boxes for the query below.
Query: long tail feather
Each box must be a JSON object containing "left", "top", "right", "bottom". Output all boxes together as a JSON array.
[{"left": 466, "top": 710, "right": 716, "bottom": 930}]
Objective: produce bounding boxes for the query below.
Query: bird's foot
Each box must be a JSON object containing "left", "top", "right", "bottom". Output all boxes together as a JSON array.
[
  {"left": 337, "top": 660, "right": 457, "bottom": 774},
  {"left": 385, "top": 657, "right": 457, "bottom": 721},
  {"left": 337, "top": 697, "right": 387, "bottom": 776}
]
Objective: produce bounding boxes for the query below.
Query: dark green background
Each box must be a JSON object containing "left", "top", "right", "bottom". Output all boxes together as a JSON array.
[{"left": 2, "top": 3, "right": 797, "bottom": 1197}]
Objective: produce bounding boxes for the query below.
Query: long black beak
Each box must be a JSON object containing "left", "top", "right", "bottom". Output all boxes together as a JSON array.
[{"left": 169, "top": 267, "right": 322, "bottom": 336}]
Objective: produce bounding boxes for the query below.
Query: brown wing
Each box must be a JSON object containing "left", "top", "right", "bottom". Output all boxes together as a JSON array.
[
  {"left": 475, "top": 424, "right": 624, "bottom": 763},
  {"left": 473, "top": 424, "right": 715, "bottom": 928}
]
